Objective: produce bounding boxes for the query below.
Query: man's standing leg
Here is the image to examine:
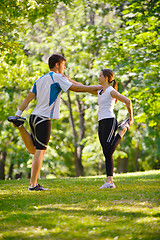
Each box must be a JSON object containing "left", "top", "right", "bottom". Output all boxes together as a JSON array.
[
  {"left": 28, "top": 116, "right": 51, "bottom": 191},
  {"left": 30, "top": 150, "right": 46, "bottom": 187},
  {"left": 28, "top": 149, "right": 49, "bottom": 191}
]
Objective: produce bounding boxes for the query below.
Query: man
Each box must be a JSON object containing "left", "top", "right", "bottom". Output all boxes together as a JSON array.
[{"left": 8, "top": 54, "right": 102, "bottom": 191}]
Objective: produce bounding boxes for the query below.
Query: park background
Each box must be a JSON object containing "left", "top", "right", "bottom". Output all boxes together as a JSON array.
[{"left": 0, "top": 0, "right": 160, "bottom": 180}]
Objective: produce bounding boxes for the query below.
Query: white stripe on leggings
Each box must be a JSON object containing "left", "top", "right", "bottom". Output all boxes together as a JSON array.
[{"left": 107, "top": 118, "right": 116, "bottom": 143}]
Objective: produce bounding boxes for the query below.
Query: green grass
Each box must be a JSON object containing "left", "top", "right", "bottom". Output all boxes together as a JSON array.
[{"left": 0, "top": 170, "right": 160, "bottom": 240}]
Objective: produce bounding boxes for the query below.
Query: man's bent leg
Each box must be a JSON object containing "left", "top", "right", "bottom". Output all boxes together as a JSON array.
[
  {"left": 30, "top": 149, "right": 46, "bottom": 187},
  {"left": 18, "top": 126, "right": 36, "bottom": 154}
]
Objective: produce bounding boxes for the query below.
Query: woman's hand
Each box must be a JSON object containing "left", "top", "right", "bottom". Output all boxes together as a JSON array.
[
  {"left": 129, "top": 118, "right": 133, "bottom": 126},
  {"left": 110, "top": 90, "right": 133, "bottom": 126}
]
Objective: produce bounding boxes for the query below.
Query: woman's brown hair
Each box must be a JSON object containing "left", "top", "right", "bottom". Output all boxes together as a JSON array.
[{"left": 101, "top": 69, "right": 118, "bottom": 102}]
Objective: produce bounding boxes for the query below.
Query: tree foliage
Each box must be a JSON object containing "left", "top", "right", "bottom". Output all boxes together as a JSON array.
[
  {"left": 0, "top": 0, "right": 159, "bottom": 179},
  {"left": 0, "top": 0, "right": 71, "bottom": 52}
]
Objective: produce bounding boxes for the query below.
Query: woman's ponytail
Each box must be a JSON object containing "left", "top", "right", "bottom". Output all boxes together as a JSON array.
[
  {"left": 112, "top": 79, "right": 118, "bottom": 103},
  {"left": 112, "top": 79, "right": 118, "bottom": 91},
  {"left": 101, "top": 69, "right": 118, "bottom": 103}
]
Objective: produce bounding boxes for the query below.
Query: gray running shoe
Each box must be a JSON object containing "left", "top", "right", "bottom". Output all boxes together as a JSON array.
[
  {"left": 8, "top": 116, "right": 26, "bottom": 127},
  {"left": 28, "top": 184, "right": 49, "bottom": 191},
  {"left": 118, "top": 118, "right": 130, "bottom": 130},
  {"left": 99, "top": 182, "right": 116, "bottom": 189}
]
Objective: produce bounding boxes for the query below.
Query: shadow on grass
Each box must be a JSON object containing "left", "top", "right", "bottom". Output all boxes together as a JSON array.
[
  {"left": 0, "top": 170, "right": 160, "bottom": 240},
  {"left": 1, "top": 205, "right": 160, "bottom": 240}
]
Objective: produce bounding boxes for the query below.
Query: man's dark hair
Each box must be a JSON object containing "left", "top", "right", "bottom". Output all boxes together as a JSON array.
[{"left": 48, "top": 54, "right": 66, "bottom": 69}]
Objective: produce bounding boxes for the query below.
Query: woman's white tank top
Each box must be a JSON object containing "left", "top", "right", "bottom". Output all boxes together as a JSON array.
[{"left": 98, "top": 86, "right": 115, "bottom": 121}]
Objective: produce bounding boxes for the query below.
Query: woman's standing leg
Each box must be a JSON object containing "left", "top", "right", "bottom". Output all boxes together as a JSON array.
[{"left": 98, "top": 118, "right": 117, "bottom": 188}]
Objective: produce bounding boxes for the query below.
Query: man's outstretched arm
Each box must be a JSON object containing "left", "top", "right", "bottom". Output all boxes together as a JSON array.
[
  {"left": 69, "top": 84, "right": 102, "bottom": 93},
  {"left": 63, "top": 75, "right": 83, "bottom": 85}
]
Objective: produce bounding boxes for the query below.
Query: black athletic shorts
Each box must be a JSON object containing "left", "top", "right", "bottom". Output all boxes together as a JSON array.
[{"left": 29, "top": 114, "right": 51, "bottom": 150}]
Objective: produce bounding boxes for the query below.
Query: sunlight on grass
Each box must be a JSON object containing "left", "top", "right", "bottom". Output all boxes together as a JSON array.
[
  {"left": 0, "top": 170, "right": 160, "bottom": 240},
  {"left": 136, "top": 217, "right": 159, "bottom": 224},
  {"left": 118, "top": 170, "right": 159, "bottom": 176},
  {"left": 14, "top": 226, "right": 50, "bottom": 236},
  {"left": 33, "top": 204, "right": 85, "bottom": 211}
]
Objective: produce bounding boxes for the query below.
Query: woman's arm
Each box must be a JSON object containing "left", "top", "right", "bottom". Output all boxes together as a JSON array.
[{"left": 110, "top": 90, "right": 133, "bottom": 126}]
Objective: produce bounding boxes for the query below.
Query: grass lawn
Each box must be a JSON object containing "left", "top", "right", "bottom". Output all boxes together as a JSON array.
[{"left": 0, "top": 170, "right": 160, "bottom": 240}]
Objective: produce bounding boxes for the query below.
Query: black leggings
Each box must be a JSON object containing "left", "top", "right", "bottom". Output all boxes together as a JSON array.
[{"left": 98, "top": 118, "right": 121, "bottom": 176}]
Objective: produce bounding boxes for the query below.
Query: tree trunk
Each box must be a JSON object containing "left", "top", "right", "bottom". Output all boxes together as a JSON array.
[
  {"left": 74, "top": 96, "right": 85, "bottom": 176},
  {"left": 135, "top": 141, "right": 139, "bottom": 171},
  {"left": 8, "top": 162, "right": 14, "bottom": 180},
  {"left": 74, "top": 145, "right": 84, "bottom": 177},
  {"left": 0, "top": 136, "right": 14, "bottom": 180},
  {"left": 62, "top": 92, "right": 85, "bottom": 176},
  {"left": 0, "top": 151, "right": 7, "bottom": 180}
]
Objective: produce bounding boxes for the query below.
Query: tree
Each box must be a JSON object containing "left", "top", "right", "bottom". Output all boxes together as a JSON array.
[
  {"left": 12, "top": 0, "right": 115, "bottom": 176},
  {"left": 1, "top": 0, "right": 159, "bottom": 179},
  {"left": 0, "top": 0, "right": 71, "bottom": 52}
]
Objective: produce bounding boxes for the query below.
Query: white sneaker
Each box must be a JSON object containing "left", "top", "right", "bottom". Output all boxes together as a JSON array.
[{"left": 99, "top": 182, "right": 116, "bottom": 189}]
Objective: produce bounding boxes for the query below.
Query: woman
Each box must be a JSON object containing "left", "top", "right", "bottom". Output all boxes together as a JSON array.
[{"left": 92, "top": 69, "right": 133, "bottom": 189}]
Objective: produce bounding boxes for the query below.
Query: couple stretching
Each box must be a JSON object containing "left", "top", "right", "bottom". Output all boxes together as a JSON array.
[{"left": 8, "top": 54, "right": 133, "bottom": 190}]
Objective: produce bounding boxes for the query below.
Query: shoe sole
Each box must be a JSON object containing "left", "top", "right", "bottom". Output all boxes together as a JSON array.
[
  {"left": 8, "top": 116, "right": 26, "bottom": 122},
  {"left": 8, "top": 116, "right": 26, "bottom": 127},
  {"left": 118, "top": 118, "right": 130, "bottom": 128}
]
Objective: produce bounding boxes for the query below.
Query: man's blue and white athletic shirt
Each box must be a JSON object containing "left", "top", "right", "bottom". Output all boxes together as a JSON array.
[{"left": 30, "top": 71, "right": 72, "bottom": 119}]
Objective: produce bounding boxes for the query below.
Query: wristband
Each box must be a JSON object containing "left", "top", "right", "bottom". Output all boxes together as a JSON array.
[{"left": 15, "top": 110, "right": 23, "bottom": 117}]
